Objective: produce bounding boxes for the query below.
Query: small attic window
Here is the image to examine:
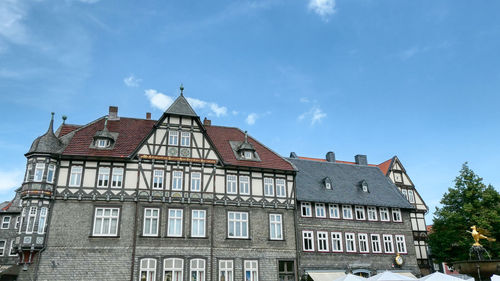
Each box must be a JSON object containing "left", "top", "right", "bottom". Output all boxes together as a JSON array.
[
  {"left": 324, "top": 177, "right": 332, "bottom": 190},
  {"left": 361, "top": 180, "right": 369, "bottom": 192},
  {"left": 96, "top": 139, "right": 110, "bottom": 148},
  {"left": 243, "top": 151, "right": 253, "bottom": 159}
]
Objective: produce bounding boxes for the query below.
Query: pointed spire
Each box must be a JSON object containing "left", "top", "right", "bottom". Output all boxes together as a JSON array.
[
  {"left": 244, "top": 131, "right": 248, "bottom": 143},
  {"left": 47, "top": 112, "right": 55, "bottom": 134},
  {"left": 180, "top": 83, "right": 184, "bottom": 96}
]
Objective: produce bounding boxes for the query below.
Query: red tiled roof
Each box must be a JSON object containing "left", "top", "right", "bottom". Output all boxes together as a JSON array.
[
  {"left": 57, "top": 124, "right": 82, "bottom": 137},
  {"left": 297, "top": 155, "right": 394, "bottom": 174},
  {"left": 377, "top": 158, "right": 393, "bottom": 175},
  {"left": 63, "top": 117, "right": 155, "bottom": 158},
  {"left": 1, "top": 201, "right": 12, "bottom": 211},
  {"left": 205, "top": 126, "right": 295, "bottom": 171}
]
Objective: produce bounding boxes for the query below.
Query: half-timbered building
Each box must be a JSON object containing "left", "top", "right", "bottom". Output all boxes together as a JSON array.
[{"left": 14, "top": 91, "right": 297, "bottom": 281}]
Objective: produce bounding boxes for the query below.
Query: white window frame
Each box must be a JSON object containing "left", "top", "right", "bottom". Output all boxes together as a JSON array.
[
  {"left": 315, "top": 203, "right": 326, "bottom": 218},
  {"left": 15, "top": 216, "right": 20, "bottom": 229},
  {"left": 0, "top": 240, "right": 5, "bottom": 256},
  {"left": 18, "top": 208, "right": 25, "bottom": 234},
  {"left": 239, "top": 175, "right": 250, "bottom": 195},
  {"left": 345, "top": 232, "right": 356, "bottom": 253},
  {"left": 96, "top": 138, "right": 109, "bottom": 148},
  {"left": 92, "top": 207, "right": 120, "bottom": 237},
  {"left": 342, "top": 205, "right": 353, "bottom": 220},
  {"left": 140, "top": 258, "right": 157, "bottom": 281},
  {"left": 244, "top": 260, "right": 259, "bottom": 281},
  {"left": 395, "top": 235, "right": 407, "bottom": 254},
  {"left": 392, "top": 208, "right": 402, "bottom": 222},
  {"left": 69, "top": 166, "right": 83, "bottom": 187},
  {"left": 358, "top": 233, "right": 369, "bottom": 253},
  {"left": 325, "top": 182, "right": 331, "bottom": 189},
  {"left": 172, "top": 171, "right": 183, "bottom": 191},
  {"left": 371, "top": 234, "right": 382, "bottom": 253},
  {"left": 190, "top": 259, "right": 205, "bottom": 281},
  {"left": 47, "top": 164, "right": 55, "bottom": 183},
  {"left": 9, "top": 240, "right": 16, "bottom": 256},
  {"left": 26, "top": 206, "right": 37, "bottom": 234},
  {"left": 379, "top": 207, "right": 390, "bottom": 221},
  {"left": 226, "top": 175, "right": 237, "bottom": 194},
  {"left": 367, "top": 206, "right": 378, "bottom": 221},
  {"left": 180, "top": 131, "right": 190, "bottom": 147},
  {"left": 38, "top": 207, "right": 47, "bottom": 234},
  {"left": 317, "top": 231, "right": 329, "bottom": 252},
  {"left": 401, "top": 189, "right": 408, "bottom": 200},
  {"left": 1, "top": 216, "right": 10, "bottom": 229},
  {"left": 331, "top": 232, "right": 343, "bottom": 252},
  {"left": 264, "top": 178, "right": 274, "bottom": 196},
  {"left": 355, "top": 206, "right": 365, "bottom": 220},
  {"left": 191, "top": 210, "right": 206, "bottom": 238},
  {"left": 276, "top": 178, "right": 286, "bottom": 198},
  {"left": 25, "top": 164, "right": 32, "bottom": 182},
  {"left": 167, "top": 209, "right": 183, "bottom": 237},
  {"left": 329, "top": 204, "right": 340, "bottom": 219},
  {"left": 34, "top": 163, "right": 45, "bottom": 182},
  {"left": 153, "top": 169, "right": 164, "bottom": 189},
  {"left": 191, "top": 172, "right": 201, "bottom": 192},
  {"left": 302, "top": 231, "right": 314, "bottom": 251},
  {"left": 383, "top": 234, "right": 394, "bottom": 253},
  {"left": 219, "top": 260, "right": 233, "bottom": 281},
  {"left": 164, "top": 258, "right": 183, "bottom": 281},
  {"left": 244, "top": 151, "right": 253, "bottom": 159},
  {"left": 227, "top": 211, "right": 248, "bottom": 239},
  {"left": 143, "top": 208, "right": 160, "bottom": 237},
  {"left": 269, "top": 214, "right": 283, "bottom": 240},
  {"left": 301, "top": 202, "right": 312, "bottom": 217},
  {"left": 97, "top": 167, "right": 110, "bottom": 188},
  {"left": 168, "top": 130, "right": 179, "bottom": 146},
  {"left": 111, "top": 168, "right": 123, "bottom": 188},
  {"left": 408, "top": 190, "right": 415, "bottom": 203}
]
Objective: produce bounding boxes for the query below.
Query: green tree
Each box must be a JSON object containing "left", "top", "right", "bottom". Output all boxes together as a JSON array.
[{"left": 428, "top": 163, "right": 500, "bottom": 263}]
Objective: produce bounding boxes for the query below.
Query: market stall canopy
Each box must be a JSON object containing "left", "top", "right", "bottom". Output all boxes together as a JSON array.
[
  {"left": 308, "top": 271, "right": 346, "bottom": 281},
  {"left": 368, "top": 271, "right": 415, "bottom": 281},
  {"left": 334, "top": 274, "right": 367, "bottom": 281},
  {"left": 419, "top": 272, "right": 464, "bottom": 281}
]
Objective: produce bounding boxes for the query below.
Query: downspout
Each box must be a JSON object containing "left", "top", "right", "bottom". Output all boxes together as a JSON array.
[{"left": 129, "top": 163, "right": 140, "bottom": 281}]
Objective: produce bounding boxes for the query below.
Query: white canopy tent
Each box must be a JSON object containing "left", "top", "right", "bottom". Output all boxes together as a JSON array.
[
  {"left": 308, "top": 271, "right": 346, "bottom": 281},
  {"left": 491, "top": 274, "right": 500, "bottom": 281},
  {"left": 368, "top": 271, "right": 415, "bottom": 281},
  {"left": 333, "top": 274, "right": 367, "bottom": 281},
  {"left": 419, "top": 272, "right": 464, "bottom": 281}
]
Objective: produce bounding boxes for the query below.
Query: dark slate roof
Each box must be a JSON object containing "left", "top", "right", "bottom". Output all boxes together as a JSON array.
[
  {"left": 287, "top": 158, "right": 414, "bottom": 209},
  {"left": 27, "top": 113, "right": 65, "bottom": 155},
  {"left": 165, "top": 95, "right": 197, "bottom": 117}
]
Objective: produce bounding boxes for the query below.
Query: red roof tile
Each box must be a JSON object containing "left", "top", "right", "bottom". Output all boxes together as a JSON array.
[
  {"left": 205, "top": 126, "right": 295, "bottom": 171},
  {"left": 57, "top": 124, "right": 82, "bottom": 137},
  {"left": 377, "top": 158, "right": 393, "bottom": 176},
  {"left": 62, "top": 117, "right": 155, "bottom": 158},
  {"left": 1, "top": 201, "right": 12, "bottom": 211}
]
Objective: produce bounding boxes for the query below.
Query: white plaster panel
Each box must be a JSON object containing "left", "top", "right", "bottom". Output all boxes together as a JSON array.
[
  {"left": 57, "top": 168, "right": 68, "bottom": 186},
  {"left": 85, "top": 162, "right": 97, "bottom": 168},
  {"left": 82, "top": 169, "right": 96, "bottom": 187},
  {"left": 125, "top": 170, "right": 137, "bottom": 189}
]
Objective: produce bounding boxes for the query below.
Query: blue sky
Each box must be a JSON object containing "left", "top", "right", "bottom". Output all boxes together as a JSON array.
[{"left": 1, "top": 0, "right": 499, "bottom": 223}]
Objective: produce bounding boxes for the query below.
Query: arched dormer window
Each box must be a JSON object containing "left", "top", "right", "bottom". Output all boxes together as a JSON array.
[
  {"left": 91, "top": 117, "right": 117, "bottom": 150},
  {"left": 324, "top": 177, "right": 333, "bottom": 190},
  {"left": 230, "top": 130, "right": 261, "bottom": 161},
  {"left": 360, "top": 180, "right": 369, "bottom": 193}
]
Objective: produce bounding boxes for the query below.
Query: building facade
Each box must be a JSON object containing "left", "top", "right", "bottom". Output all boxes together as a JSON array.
[{"left": 0, "top": 192, "right": 22, "bottom": 280}]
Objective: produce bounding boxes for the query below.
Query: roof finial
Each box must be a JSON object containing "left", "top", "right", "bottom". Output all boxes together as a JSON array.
[
  {"left": 180, "top": 83, "right": 184, "bottom": 96},
  {"left": 103, "top": 116, "right": 109, "bottom": 131},
  {"left": 244, "top": 130, "right": 248, "bottom": 143},
  {"left": 62, "top": 115, "right": 67, "bottom": 125},
  {"left": 47, "top": 112, "right": 55, "bottom": 133}
]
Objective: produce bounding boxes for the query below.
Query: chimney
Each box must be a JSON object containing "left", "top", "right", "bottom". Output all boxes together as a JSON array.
[
  {"left": 326, "top": 151, "right": 336, "bottom": 162},
  {"left": 289, "top": 152, "right": 297, "bottom": 158},
  {"left": 355, "top": 154, "right": 368, "bottom": 165},
  {"left": 109, "top": 106, "right": 118, "bottom": 120},
  {"left": 203, "top": 117, "right": 211, "bottom": 126},
  {"left": 146, "top": 112, "right": 151, "bottom": 120}
]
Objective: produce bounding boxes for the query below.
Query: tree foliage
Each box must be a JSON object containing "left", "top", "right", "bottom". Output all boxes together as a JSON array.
[{"left": 428, "top": 163, "right": 500, "bottom": 263}]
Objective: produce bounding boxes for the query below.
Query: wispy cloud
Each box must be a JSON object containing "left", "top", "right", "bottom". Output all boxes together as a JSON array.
[
  {"left": 298, "top": 106, "right": 327, "bottom": 125},
  {"left": 77, "top": 0, "right": 101, "bottom": 3},
  {"left": 0, "top": 0, "right": 29, "bottom": 48},
  {"left": 0, "top": 169, "right": 22, "bottom": 192},
  {"left": 308, "top": 0, "right": 336, "bottom": 21},
  {"left": 123, "top": 74, "right": 142, "bottom": 87},
  {"left": 246, "top": 113, "right": 258, "bottom": 125},
  {"left": 145, "top": 89, "right": 228, "bottom": 117}
]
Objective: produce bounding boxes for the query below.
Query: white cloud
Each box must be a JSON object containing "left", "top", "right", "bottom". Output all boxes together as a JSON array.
[
  {"left": 0, "top": 169, "right": 22, "bottom": 192},
  {"left": 300, "top": 97, "right": 310, "bottom": 103},
  {"left": 308, "top": 0, "right": 336, "bottom": 21},
  {"left": 186, "top": 97, "right": 207, "bottom": 109},
  {"left": 210, "top": 103, "right": 227, "bottom": 117},
  {"left": 298, "top": 106, "right": 327, "bottom": 125},
  {"left": 123, "top": 74, "right": 142, "bottom": 87},
  {"left": 144, "top": 89, "right": 174, "bottom": 111},
  {"left": 246, "top": 113, "right": 258, "bottom": 125},
  {"left": 78, "top": 0, "right": 101, "bottom": 3},
  {"left": 0, "top": 0, "right": 29, "bottom": 46},
  {"left": 232, "top": 110, "right": 239, "bottom": 116}
]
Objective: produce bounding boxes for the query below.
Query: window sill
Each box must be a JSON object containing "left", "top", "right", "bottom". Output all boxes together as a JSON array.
[
  {"left": 226, "top": 237, "right": 251, "bottom": 240},
  {"left": 89, "top": 235, "right": 120, "bottom": 238}
]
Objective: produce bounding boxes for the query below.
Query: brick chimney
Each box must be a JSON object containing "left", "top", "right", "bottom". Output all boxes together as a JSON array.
[
  {"left": 355, "top": 154, "right": 368, "bottom": 165},
  {"left": 203, "top": 117, "right": 211, "bottom": 126},
  {"left": 326, "top": 151, "right": 335, "bottom": 162},
  {"left": 109, "top": 106, "right": 118, "bottom": 120},
  {"left": 146, "top": 112, "right": 151, "bottom": 120}
]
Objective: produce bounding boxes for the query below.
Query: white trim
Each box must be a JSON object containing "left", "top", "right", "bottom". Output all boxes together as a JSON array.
[
  {"left": 227, "top": 211, "right": 248, "bottom": 239},
  {"left": 143, "top": 208, "right": 160, "bottom": 236},
  {"left": 317, "top": 231, "right": 329, "bottom": 252},
  {"left": 239, "top": 175, "right": 250, "bottom": 195},
  {"left": 171, "top": 171, "right": 183, "bottom": 191},
  {"left": 167, "top": 209, "right": 183, "bottom": 237},
  {"left": 1, "top": 216, "right": 11, "bottom": 229},
  {"left": 190, "top": 259, "right": 205, "bottom": 281},
  {"left": 69, "top": 166, "right": 83, "bottom": 187},
  {"left": 97, "top": 167, "right": 110, "bottom": 188},
  {"left": 190, "top": 172, "right": 201, "bottom": 192},
  {"left": 358, "top": 233, "right": 369, "bottom": 253},
  {"left": 37, "top": 207, "right": 47, "bottom": 234},
  {"left": 140, "top": 258, "right": 157, "bottom": 281},
  {"left": 218, "top": 260, "right": 233, "bottom": 281},
  {"left": 269, "top": 213, "right": 283, "bottom": 240},
  {"left": 301, "top": 202, "right": 312, "bottom": 217},
  {"left": 315, "top": 203, "right": 326, "bottom": 218},
  {"left": 329, "top": 204, "right": 340, "bottom": 219},
  {"left": 370, "top": 234, "right": 382, "bottom": 253},
  {"left": 164, "top": 258, "right": 183, "bottom": 281},
  {"left": 152, "top": 169, "right": 164, "bottom": 189},
  {"left": 395, "top": 235, "right": 407, "bottom": 254},
  {"left": 345, "top": 232, "right": 356, "bottom": 252},
  {"left": 276, "top": 178, "right": 286, "bottom": 198},
  {"left": 191, "top": 210, "right": 206, "bottom": 238},
  {"left": 0, "top": 240, "right": 5, "bottom": 256},
  {"left": 92, "top": 207, "right": 120, "bottom": 237},
  {"left": 34, "top": 163, "right": 45, "bottom": 182},
  {"left": 331, "top": 232, "right": 343, "bottom": 252},
  {"left": 9, "top": 240, "right": 16, "bottom": 256},
  {"left": 302, "top": 231, "right": 314, "bottom": 251},
  {"left": 244, "top": 260, "right": 259, "bottom": 281},
  {"left": 226, "top": 175, "right": 237, "bottom": 194},
  {"left": 264, "top": 177, "right": 274, "bottom": 197},
  {"left": 383, "top": 234, "right": 394, "bottom": 253}
]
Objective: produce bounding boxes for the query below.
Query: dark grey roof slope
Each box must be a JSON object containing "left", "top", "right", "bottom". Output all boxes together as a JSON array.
[
  {"left": 288, "top": 158, "right": 414, "bottom": 209},
  {"left": 27, "top": 113, "right": 65, "bottom": 155},
  {"left": 165, "top": 95, "right": 197, "bottom": 117}
]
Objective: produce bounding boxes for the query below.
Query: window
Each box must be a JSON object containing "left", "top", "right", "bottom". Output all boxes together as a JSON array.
[
  {"left": 153, "top": 170, "right": 164, "bottom": 189},
  {"left": 96, "top": 139, "right": 110, "bottom": 148},
  {"left": 239, "top": 176, "right": 249, "bottom": 195},
  {"left": 264, "top": 178, "right": 274, "bottom": 196},
  {"left": 301, "top": 202, "right": 311, "bottom": 217},
  {"left": 191, "top": 210, "right": 206, "bottom": 237},
  {"left": 140, "top": 258, "right": 157, "bottom": 281},
  {"left": 243, "top": 151, "right": 253, "bottom": 159},
  {"left": 0, "top": 241, "right": 5, "bottom": 256},
  {"left": 226, "top": 175, "right": 237, "bottom": 194},
  {"left": 371, "top": 234, "right": 382, "bottom": 253},
  {"left": 395, "top": 235, "right": 407, "bottom": 253},
  {"left": 167, "top": 209, "right": 183, "bottom": 237},
  {"left": 191, "top": 172, "right": 201, "bottom": 192},
  {"left": 111, "top": 168, "right": 123, "bottom": 188},
  {"left": 278, "top": 261, "right": 295, "bottom": 281},
  {"left": 181, "top": 131, "right": 190, "bottom": 147},
  {"left": 19, "top": 208, "right": 25, "bottom": 234},
  {"left": 38, "top": 207, "right": 47, "bottom": 234},
  {"left": 276, "top": 179, "right": 286, "bottom": 198},
  {"left": 355, "top": 206, "right": 365, "bottom": 220},
  {"left": 345, "top": 233, "right": 356, "bottom": 252},
  {"left": 69, "top": 166, "right": 82, "bottom": 187},
  {"left": 34, "top": 163, "right": 45, "bottom": 182},
  {"left": 228, "top": 211, "right": 248, "bottom": 238},
  {"left": 26, "top": 207, "right": 37, "bottom": 234},
  {"left": 1, "top": 216, "right": 10, "bottom": 229},
  {"left": 9, "top": 240, "right": 16, "bottom": 256},
  {"left": 383, "top": 235, "right": 394, "bottom": 253},
  {"left": 358, "top": 233, "right": 369, "bottom": 253},
  {"left": 168, "top": 131, "right": 179, "bottom": 146},
  {"left": 15, "top": 216, "right": 20, "bottom": 229},
  {"left": 379, "top": 207, "right": 390, "bottom": 221},
  {"left": 164, "top": 258, "right": 183, "bottom": 281},
  {"left": 401, "top": 189, "right": 408, "bottom": 200},
  {"left": 143, "top": 208, "right": 159, "bottom": 236},
  {"left": 342, "top": 205, "right": 353, "bottom": 219},
  {"left": 392, "top": 208, "right": 402, "bottom": 222},
  {"left": 302, "top": 231, "right": 314, "bottom": 251},
  {"left": 408, "top": 190, "right": 415, "bottom": 203},
  {"left": 329, "top": 204, "right": 340, "bottom": 219},
  {"left": 325, "top": 182, "right": 331, "bottom": 189},
  {"left": 315, "top": 203, "right": 326, "bottom": 218},
  {"left": 244, "top": 260, "right": 258, "bottom": 281},
  {"left": 25, "top": 164, "right": 32, "bottom": 182},
  {"left": 93, "top": 207, "right": 120, "bottom": 236},
  {"left": 172, "top": 171, "right": 183, "bottom": 191},
  {"left": 219, "top": 260, "right": 233, "bottom": 281},
  {"left": 331, "top": 232, "right": 343, "bottom": 252},
  {"left": 97, "top": 167, "right": 110, "bottom": 187},
  {"left": 317, "top": 231, "right": 329, "bottom": 252},
  {"left": 367, "top": 207, "right": 378, "bottom": 221},
  {"left": 190, "top": 259, "right": 205, "bottom": 281},
  {"left": 47, "top": 164, "right": 55, "bottom": 183},
  {"left": 269, "top": 214, "right": 283, "bottom": 240}
]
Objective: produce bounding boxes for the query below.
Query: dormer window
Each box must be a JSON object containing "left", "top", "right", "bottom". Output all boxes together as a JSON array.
[
  {"left": 326, "top": 182, "right": 331, "bottom": 189},
  {"left": 360, "top": 180, "right": 369, "bottom": 193},
  {"left": 230, "top": 131, "right": 261, "bottom": 161},
  {"left": 96, "top": 139, "right": 110, "bottom": 148},
  {"left": 243, "top": 151, "right": 253, "bottom": 159},
  {"left": 91, "top": 117, "right": 117, "bottom": 149},
  {"left": 323, "top": 177, "right": 332, "bottom": 190}
]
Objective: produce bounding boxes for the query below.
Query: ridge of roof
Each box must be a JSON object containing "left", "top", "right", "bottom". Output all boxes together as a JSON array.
[{"left": 296, "top": 155, "right": 395, "bottom": 173}]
